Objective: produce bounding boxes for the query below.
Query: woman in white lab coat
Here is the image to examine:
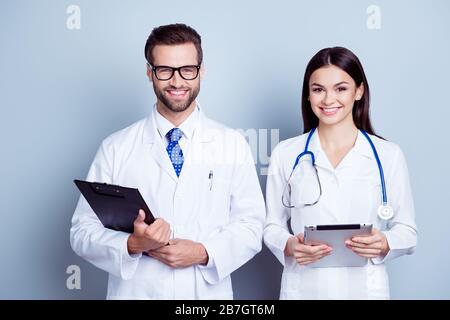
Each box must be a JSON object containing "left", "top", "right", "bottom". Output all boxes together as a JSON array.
[{"left": 263, "top": 47, "right": 418, "bottom": 299}]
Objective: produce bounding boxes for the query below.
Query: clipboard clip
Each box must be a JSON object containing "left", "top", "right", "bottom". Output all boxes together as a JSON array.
[{"left": 90, "top": 182, "right": 125, "bottom": 198}]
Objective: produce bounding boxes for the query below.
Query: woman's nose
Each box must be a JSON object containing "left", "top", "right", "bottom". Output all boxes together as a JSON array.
[{"left": 322, "top": 91, "right": 336, "bottom": 105}]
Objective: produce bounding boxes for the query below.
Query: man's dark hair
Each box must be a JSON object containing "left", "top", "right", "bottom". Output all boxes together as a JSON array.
[{"left": 144, "top": 23, "right": 203, "bottom": 65}]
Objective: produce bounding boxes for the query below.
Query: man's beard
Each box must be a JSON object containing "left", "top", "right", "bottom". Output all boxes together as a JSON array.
[{"left": 154, "top": 83, "right": 200, "bottom": 113}]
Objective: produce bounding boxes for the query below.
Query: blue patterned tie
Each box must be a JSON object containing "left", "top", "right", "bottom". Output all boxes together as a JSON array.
[{"left": 166, "top": 128, "right": 184, "bottom": 177}]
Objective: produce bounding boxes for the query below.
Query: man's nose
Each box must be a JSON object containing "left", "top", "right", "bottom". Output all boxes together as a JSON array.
[{"left": 168, "top": 69, "right": 184, "bottom": 87}]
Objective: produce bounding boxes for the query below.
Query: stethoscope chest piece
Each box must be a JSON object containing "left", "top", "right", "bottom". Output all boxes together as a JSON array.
[{"left": 378, "top": 204, "right": 394, "bottom": 220}]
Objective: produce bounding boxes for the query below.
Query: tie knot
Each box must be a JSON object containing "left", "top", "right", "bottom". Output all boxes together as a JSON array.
[{"left": 167, "top": 128, "right": 183, "bottom": 142}]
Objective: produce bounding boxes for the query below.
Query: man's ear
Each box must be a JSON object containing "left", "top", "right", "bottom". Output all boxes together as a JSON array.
[{"left": 146, "top": 63, "right": 153, "bottom": 83}]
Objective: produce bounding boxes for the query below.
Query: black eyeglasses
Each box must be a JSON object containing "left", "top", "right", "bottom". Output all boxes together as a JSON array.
[{"left": 148, "top": 63, "right": 201, "bottom": 81}]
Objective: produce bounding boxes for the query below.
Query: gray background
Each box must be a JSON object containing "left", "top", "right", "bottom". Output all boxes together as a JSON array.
[{"left": 1, "top": 0, "right": 449, "bottom": 299}]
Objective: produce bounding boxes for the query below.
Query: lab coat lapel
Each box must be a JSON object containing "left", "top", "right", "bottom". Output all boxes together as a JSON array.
[
  {"left": 177, "top": 110, "right": 215, "bottom": 184},
  {"left": 336, "top": 131, "right": 374, "bottom": 170},
  {"left": 143, "top": 110, "right": 178, "bottom": 182},
  {"left": 308, "top": 131, "right": 332, "bottom": 171}
]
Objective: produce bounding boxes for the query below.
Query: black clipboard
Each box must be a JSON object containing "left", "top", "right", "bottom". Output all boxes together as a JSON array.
[{"left": 74, "top": 179, "right": 155, "bottom": 233}]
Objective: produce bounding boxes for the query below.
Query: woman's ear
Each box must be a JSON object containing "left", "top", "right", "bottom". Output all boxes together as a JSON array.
[{"left": 355, "top": 83, "right": 364, "bottom": 100}]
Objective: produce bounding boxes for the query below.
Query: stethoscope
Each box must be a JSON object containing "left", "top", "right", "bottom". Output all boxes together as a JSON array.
[{"left": 281, "top": 127, "right": 394, "bottom": 220}]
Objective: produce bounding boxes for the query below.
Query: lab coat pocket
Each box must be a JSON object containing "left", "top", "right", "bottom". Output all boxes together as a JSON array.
[
  {"left": 200, "top": 169, "right": 231, "bottom": 225},
  {"left": 280, "top": 272, "right": 301, "bottom": 298},
  {"left": 280, "top": 267, "right": 319, "bottom": 300},
  {"left": 366, "top": 264, "right": 390, "bottom": 299}
]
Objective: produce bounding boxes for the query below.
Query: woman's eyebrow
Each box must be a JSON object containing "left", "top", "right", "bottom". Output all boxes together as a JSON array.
[
  {"left": 334, "top": 81, "right": 349, "bottom": 86},
  {"left": 311, "top": 81, "right": 350, "bottom": 87}
]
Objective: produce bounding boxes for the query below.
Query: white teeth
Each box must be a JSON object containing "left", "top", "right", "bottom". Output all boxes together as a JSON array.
[
  {"left": 168, "top": 90, "right": 186, "bottom": 96},
  {"left": 323, "top": 108, "right": 338, "bottom": 112}
]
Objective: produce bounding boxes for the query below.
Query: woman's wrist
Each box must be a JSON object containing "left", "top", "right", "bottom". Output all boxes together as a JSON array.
[{"left": 284, "top": 236, "right": 296, "bottom": 257}]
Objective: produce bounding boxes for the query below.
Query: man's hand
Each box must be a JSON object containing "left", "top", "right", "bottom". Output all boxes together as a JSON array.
[
  {"left": 147, "top": 239, "right": 209, "bottom": 268},
  {"left": 345, "top": 228, "right": 389, "bottom": 258},
  {"left": 127, "top": 209, "right": 171, "bottom": 255},
  {"left": 284, "top": 234, "right": 333, "bottom": 266}
]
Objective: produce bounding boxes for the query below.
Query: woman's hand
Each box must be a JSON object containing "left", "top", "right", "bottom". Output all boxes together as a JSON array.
[
  {"left": 284, "top": 234, "right": 332, "bottom": 265},
  {"left": 345, "top": 228, "right": 389, "bottom": 258}
]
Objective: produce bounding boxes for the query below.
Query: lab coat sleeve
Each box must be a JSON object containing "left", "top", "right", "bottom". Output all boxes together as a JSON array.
[
  {"left": 70, "top": 140, "right": 141, "bottom": 280},
  {"left": 198, "top": 135, "right": 265, "bottom": 284},
  {"left": 372, "top": 146, "right": 418, "bottom": 264},
  {"left": 263, "top": 145, "right": 293, "bottom": 267}
]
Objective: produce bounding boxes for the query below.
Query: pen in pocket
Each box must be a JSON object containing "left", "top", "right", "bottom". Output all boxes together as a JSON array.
[{"left": 208, "top": 170, "right": 214, "bottom": 190}]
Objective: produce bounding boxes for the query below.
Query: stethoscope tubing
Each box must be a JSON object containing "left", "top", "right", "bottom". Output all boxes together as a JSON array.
[{"left": 286, "top": 127, "right": 388, "bottom": 209}]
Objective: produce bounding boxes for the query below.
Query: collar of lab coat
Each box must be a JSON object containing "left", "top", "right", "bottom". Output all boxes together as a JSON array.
[
  {"left": 308, "top": 129, "right": 374, "bottom": 170},
  {"left": 142, "top": 102, "right": 214, "bottom": 144},
  {"left": 141, "top": 102, "right": 215, "bottom": 182},
  {"left": 154, "top": 104, "right": 200, "bottom": 142}
]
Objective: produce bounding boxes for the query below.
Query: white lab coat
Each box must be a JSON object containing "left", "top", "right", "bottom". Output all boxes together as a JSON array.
[
  {"left": 264, "top": 131, "right": 417, "bottom": 299},
  {"left": 70, "top": 105, "right": 265, "bottom": 299}
]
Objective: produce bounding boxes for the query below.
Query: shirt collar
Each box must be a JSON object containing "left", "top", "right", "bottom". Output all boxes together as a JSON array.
[
  {"left": 352, "top": 130, "right": 375, "bottom": 159},
  {"left": 307, "top": 128, "right": 374, "bottom": 170},
  {"left": 309, "top": 129, "right": 373, "bottom": 158},
  {"left": 154, "top": 103, "right": 200, "bottom": 141}
]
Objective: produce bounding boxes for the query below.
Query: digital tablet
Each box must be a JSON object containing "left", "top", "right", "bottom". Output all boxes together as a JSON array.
[
  {"left": 74, "top": 179, "right": 155, "bottom": 233},
  {"left": 304, "top": 224, "right": 373, "bottom": 268}
]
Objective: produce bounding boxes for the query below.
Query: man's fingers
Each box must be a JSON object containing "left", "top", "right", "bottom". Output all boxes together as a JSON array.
[
  {"left": 144, "top": 219, "right": 166, "bottom": 238},
  {"left": 135, "top": 210, "right": 146, "bottom": 223},
  {"left": 159, "top": 230, "right": 170, "bottom": 245},
  {"left": 151, "top": 218, "right": 164, "bottom": 229},
  {"left": 163, "top": 229, "right": 172, "bottom": 244},
  {"left": 147, "top": 219, "right": 169, "bottom": 234},
  {"left": 144, "top": 225, "right": 158, "bottom": 239},
  {"left": 148, "top": 251, "right": 169, "bottom": 264},
  {"left": 151, "top": 244, "right": 172, "bottom": 254},
  {"left": 149, "top": 250, "right": 169, "bottom": 259}
]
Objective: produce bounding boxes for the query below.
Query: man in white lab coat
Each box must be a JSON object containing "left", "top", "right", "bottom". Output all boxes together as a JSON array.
[{"left": 70, "top": 23, "right": 265, "bottom": 299}]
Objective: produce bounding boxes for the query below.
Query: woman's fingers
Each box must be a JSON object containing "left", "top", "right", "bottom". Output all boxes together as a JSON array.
[
  {"left": 296, "top": 252, "right": 331, "bottom": 265},
  {"left": 349, "top": 246, "right": 381, "bottom": 255},
  {"left": 311, "top": 247, "right": 332, "bottom": 257},
  {"left": 353, "top": 253, "right": 379, "bottom": 258},
  {"left": 294, "top": 247, "right": 330, "bottom": 259},
  {"left": 294, "top": 247, "right": 332, "bottom": 264},
  {"left": 345, "top": 239, "right": 382, "bottom": 249},
  {"left": 351, "top": 232, "right": 382, "bottom": 245},
  {"left": 296, "top": 244, "right": 331, "bottom": 255}
]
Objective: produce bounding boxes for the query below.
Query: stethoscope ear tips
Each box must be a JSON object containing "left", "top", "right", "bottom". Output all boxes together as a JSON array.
[{"left": 378, "top": 204, "right": 394, "bottom": 220}]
